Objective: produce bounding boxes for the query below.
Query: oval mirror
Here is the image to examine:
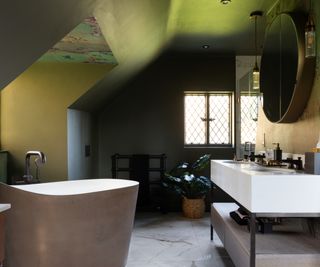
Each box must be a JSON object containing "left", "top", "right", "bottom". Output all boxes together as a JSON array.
[{"left": 260, "top": 13, "right": 315, "bottom": 123}]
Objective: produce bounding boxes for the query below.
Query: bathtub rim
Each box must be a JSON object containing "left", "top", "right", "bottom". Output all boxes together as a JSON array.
[{"left": 0, "top": 178, "right": 139, "bottom": 196}]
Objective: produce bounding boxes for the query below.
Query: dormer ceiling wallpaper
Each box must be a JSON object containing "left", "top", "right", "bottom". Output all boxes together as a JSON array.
[{"left": 39, "top": 17, "right": 117, "bottom": 64}]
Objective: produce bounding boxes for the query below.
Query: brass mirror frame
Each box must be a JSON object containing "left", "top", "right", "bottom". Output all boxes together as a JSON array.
[{"left": 261, "top": 13, "right": 316, "bottom": 123}]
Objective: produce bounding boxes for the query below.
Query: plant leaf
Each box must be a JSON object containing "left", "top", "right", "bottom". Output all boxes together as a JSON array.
[
  {"left": 164, "top": 154, "right": 212, "bottom": 199},
  {"left": 191, "top": 154, "right": 211, "bottom": 171}
]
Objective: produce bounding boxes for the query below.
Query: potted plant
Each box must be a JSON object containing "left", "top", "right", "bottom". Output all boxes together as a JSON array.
[{"left": 162, "top": 154, "right": 212, "bottom": 219}]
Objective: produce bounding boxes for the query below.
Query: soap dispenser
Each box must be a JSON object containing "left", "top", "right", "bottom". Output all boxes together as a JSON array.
[{"left": 273, "top": 143, "right": 282, "bottom": 161}]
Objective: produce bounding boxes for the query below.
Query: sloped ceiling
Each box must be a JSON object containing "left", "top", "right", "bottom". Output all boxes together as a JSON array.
[
  {"left": 71, "top": 0, "right": 279, "bottom": 111},
  {"left": 46, "top": 0, "right": 275, "bottom": 66},
  {"left": 92, "top": 0, "right": 277, "bottom": 64},
  {"left": 1, "top": 0, "right": 280, "bottom": 106}
]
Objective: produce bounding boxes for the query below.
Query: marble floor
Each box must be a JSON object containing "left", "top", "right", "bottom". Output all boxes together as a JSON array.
[{"left": 127, "top": 212, "right": 235, "bottom": 267}]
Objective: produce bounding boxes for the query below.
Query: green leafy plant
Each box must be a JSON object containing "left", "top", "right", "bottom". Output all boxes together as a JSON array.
[{"left": 162, "top": 154, "right": 212, "bottom": 199}]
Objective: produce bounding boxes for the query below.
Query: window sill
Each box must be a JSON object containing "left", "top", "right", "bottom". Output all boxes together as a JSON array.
[{"left": 184, "top": 145, "right": 234, "bottom": 149}]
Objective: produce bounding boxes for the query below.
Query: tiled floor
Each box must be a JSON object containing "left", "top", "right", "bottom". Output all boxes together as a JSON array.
[{"left": 127, "top": 212, "right": 235, "bottom": 267}]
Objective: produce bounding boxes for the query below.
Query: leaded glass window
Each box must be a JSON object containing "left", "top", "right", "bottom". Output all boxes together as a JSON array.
[{"left": 184, "top": 92, "right": 233, "bottom": 146}]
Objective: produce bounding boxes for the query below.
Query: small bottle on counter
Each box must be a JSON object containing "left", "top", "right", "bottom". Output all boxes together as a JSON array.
[
  {"left": 273, "top": 143, "right": 282, "bottom": 161},
  {"left": 316, "top": 133, "right": 320, "bottom": 152}
]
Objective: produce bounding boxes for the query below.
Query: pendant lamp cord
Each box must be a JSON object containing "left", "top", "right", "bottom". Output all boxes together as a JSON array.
[
  {"left": 255, "top": 15, "right": 258, "bottom": 65},
  {"left": 309, "top": 0, "right": 312, "bottom": 13}
]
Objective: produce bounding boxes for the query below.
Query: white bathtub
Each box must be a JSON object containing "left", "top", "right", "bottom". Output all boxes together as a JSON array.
[{"left": 0, "top": 179, "right": 139, "bottom": 267}]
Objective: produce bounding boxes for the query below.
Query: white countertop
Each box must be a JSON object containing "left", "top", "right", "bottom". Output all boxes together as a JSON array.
[
  {"left": 211, "top": 160, "right": 320, "bottom": 214},
  {"left": 0, "top": 204, "right": 10, "bottom": 213}
]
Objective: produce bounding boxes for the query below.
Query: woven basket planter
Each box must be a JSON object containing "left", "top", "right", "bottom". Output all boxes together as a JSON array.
[{"left": 182, "top": 196, "right": 205, "bottom": 219}]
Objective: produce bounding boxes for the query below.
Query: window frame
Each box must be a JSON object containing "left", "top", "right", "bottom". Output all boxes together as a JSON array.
[
  {"left": 184, "top": 91, "right": 234, "bottom": 148},
  {"left": 239, "top": 91, "right": 260, "bottom": 145}
]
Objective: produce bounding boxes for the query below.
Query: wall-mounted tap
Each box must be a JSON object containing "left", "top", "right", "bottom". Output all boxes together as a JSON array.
[{"left": 23, "top": 151, "right": 46, "bottom": 183}]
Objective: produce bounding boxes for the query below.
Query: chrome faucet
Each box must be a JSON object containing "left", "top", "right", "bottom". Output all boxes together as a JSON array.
[{"left": 23, "top": 151, "right": 46, "bottom": 183}]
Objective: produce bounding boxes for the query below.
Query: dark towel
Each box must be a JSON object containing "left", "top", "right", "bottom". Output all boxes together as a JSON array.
[{"left": 130, "top": 155, "right": 150, "bottom": 205}]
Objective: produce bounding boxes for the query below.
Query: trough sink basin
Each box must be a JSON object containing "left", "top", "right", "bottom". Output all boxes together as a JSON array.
[
  {"left": 222, "top": 160, "right": 296, "bottom": 174},
  {"left": 222, "top": 160, "right": 250, "bottom": 164}
]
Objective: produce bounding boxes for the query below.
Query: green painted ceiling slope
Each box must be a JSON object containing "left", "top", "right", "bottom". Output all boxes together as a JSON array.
[
  {"left": 94, "top": 0, "right": 171, "bottom": 65},
  {"left": 91, "top": 0, "right": 277, "bottom": 64},
  {"left": 72, "top": 0, "right": 172, "bottom": 111},
  {"left": 72, "top": 0, "right": 280, "bottom": 111},
  {"left": 40, "top": 0, "right": 275, "bottom": 64},
  {"left": 167, "top": 0, "right": 277, "bottom": 54},
  {"left": 0, "top": 0, "right": 279, "bottom": 90},
  {"left": 168, "top": 0, "right": 275, "bottom": 34}
]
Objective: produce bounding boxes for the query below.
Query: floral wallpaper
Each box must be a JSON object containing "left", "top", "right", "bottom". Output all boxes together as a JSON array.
[{"left": 39, "top": 17, "right": 117, "bottom": 64}]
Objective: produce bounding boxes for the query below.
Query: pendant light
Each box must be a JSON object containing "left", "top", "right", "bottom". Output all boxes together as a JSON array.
[
  {"left": 250, "top": 11, "right": 263, "bottom": 91},
  {"left": 305, "top": 0, "right": 316, "bottom": 58}
]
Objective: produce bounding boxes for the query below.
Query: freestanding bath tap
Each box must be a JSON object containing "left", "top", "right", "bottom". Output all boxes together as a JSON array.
[{"left": 23, "top": 151, "right": 46, "bottom": 183}]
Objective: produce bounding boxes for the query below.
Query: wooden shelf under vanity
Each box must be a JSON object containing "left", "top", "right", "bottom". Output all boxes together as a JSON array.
[{"left": 212, "top": 203, "right": 320, "bottom": 267}]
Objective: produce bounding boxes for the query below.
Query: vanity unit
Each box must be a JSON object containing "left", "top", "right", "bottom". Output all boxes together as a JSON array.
[{"left": 210, "top": 160, "right": 320, "bottom": 267}]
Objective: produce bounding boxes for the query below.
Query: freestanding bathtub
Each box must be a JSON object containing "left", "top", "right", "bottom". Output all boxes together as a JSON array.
[{"left": 0, "top": 179, "right": 139, "bottom": 267}]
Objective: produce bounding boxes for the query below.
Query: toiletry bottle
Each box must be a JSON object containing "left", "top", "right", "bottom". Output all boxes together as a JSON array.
[
  {"left": 273, "top": 143, "right": 282, "bottom": 161},
  {"left": 316, "top": 133, "right": 320, "bottom": 152}
]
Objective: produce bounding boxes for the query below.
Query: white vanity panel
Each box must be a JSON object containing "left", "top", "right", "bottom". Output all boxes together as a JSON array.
[{"left": 211, "top": 160, "right": 320, "bottom": 214}]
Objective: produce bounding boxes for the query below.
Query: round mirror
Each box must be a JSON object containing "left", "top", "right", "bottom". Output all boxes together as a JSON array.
[{"left": 260, "top": 13, "right": 315, "bottom": 123}]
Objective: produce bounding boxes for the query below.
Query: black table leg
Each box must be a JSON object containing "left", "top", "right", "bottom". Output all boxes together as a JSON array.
[{"left": 250, "top": 213, "right": 256, "bottom": 267}]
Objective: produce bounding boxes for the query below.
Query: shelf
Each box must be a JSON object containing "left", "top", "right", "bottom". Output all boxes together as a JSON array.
[{"left": 212, "top": 203, "right": 320, "bottom": 267}]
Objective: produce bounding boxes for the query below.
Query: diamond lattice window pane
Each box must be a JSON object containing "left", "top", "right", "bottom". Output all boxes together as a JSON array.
[
  {"left": 184, "top": 94, "right": 206, "bottom": 144},
  {"left": 241, "top": 94, "right": 259, "bottom": 144},
  {"left": 209, "top": 94, "right": 231, "bottom": 144}
]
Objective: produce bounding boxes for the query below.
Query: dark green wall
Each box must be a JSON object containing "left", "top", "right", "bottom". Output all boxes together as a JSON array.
[{"left": 96, "top": 51, "right": 235, "bottom": 209}]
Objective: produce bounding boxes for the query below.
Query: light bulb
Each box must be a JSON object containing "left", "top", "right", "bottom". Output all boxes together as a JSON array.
[
  {"left": 305, "top": 30, "right": 316, "bottom": 58},
  {"left": 252, "top": 64, "right": 260, "bottom": 90},
  {"left": 305, "top": 14, "right": 316, "bottom": 58}
]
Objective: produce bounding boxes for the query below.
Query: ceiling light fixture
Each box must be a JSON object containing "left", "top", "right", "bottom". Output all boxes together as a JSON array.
[
  {"left": 305, "top": 0, "right": 316, "bottom": 58},
  {"left": 202, "top": 45, "right": 210, "bottom": 49},
  {"left": 250, "top": 11, "right": 263, "bottom": 91},
  {"left": 220, "top": 0, "right": 231, "bottom": 5}
]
